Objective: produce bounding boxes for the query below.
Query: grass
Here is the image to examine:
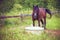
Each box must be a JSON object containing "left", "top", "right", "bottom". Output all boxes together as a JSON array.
[
  {"left": 0, "top": 26, "right": 60, "bottom": 40},
  {"left": 0, "top": 14, "right": 60, "bottom": 40},
  {"left": 46, "top": 15, "right": 60, "bottom": 30},
  {"left": 0, "top": 4, "right": 60, "bottom": 40}
]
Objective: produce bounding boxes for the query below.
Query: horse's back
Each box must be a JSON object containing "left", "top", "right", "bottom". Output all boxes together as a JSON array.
[{"left": 39, "top": 8, "right": 46, "bottom": 18}]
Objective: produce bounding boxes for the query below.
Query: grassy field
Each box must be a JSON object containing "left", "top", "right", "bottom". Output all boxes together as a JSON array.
[
  {"left": 46, "top": 15, "right": 60, "bottom": 30},
  {"left": 0, "top": 27, "right": 60, "bottom": 40},
  {"left": 0, "top": 6, "right": 60, "bottom": 40}
]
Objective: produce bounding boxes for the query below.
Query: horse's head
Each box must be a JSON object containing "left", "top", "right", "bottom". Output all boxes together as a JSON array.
[{"left": 33, "top": 5, "right": 39, "bottom": 13}]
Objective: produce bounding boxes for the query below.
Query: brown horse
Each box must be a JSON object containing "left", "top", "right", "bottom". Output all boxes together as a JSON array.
[{"left": 32, "top": 5, "right": 52, "bottom": 29}]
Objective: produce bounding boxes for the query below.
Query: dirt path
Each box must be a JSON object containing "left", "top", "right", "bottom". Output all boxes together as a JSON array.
[{"left": 45, "top": 29, "right": 60, "bottom": 36}]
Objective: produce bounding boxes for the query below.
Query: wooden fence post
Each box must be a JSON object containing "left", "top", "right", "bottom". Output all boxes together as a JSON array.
[{"left": 20, "top": 14, "right": 24, "bottom": 22}]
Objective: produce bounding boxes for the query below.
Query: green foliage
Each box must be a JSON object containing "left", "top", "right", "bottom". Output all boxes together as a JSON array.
[{"left": 0, "top": 0, "right": 15, "bottom": 14}]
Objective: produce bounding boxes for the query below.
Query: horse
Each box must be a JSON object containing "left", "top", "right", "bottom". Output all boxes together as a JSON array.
[{"left": 32, "top": 5, "right": 52, "bottom": 29}]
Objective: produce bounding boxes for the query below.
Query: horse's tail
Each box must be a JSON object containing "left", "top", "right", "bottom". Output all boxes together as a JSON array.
[{"left": 45, "top": 8, "right": 52, "bottom": 18}]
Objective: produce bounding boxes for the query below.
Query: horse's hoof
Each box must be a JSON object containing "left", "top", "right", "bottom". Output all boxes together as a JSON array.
[
  {"left": 42, "top": 26, "right": 45, "bottom": 27},
  {"left": 33, "top": 26, "right": 35, "bottom": 27},
  {"left": 42, "top": 26, "right": 44, "bottom": 27},
  {"left": 42, "top": 24, "right": 46, "bottom": 27},
  {"left": 38, "top": 25, "right": 40, "bottom": 27}
]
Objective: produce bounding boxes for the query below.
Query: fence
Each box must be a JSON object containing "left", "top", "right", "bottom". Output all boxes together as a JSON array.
[{"left": 0, "top": 10, "right": 60, "bottom": 27}]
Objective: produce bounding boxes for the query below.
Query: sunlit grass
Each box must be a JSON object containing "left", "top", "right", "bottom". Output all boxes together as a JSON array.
[
  {"left": 1, "top": 13, "right": 59, "bottom": 40},
  {"left": 46, "top": 15, "right": 60, "bottom": 30},
  {"left": 0, "top": 4, "right": 60, "bottom": 40},
  {"left": 0, "top": 26, "right": 60, "bottom": 40}
]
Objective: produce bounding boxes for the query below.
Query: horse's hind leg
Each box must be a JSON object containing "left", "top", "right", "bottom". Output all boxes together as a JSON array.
[
  {"left": 41, "top": 19, "right": 43, "bottom": 24},
  {"left": 44, "top": 17, "right": 46, "bottom": 29},
  {"left": 41, "top": 19, "right": 44, "bottom": 27}
]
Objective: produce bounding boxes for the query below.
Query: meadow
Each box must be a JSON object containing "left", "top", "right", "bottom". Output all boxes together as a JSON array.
[{"left": 0, "top": 6, "right": 60, "bottom": 40}]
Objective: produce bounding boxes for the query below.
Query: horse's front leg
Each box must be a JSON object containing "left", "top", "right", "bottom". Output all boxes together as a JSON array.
[
  {"left": 33, "top": 20, "right": 35, "bottom": 27},
  {"left": 38, "top": 19, "right": 40, "bottom": 27}
]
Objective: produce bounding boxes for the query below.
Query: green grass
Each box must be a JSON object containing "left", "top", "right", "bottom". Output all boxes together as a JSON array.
[
  {"left": 0, "top": 1, "right": 60, "bottom": 40},
  {"left": 0, "top": 14, "right": 60, "bottom": 40},
  {"left": 0, "top": 26, "right": 60, "bottom": 40},
  {"left": 46, "top": 15, "right": 60, "bottom": 30},
  {"left": 0, "top": 4, "right": 60, "bottom": 40}
]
